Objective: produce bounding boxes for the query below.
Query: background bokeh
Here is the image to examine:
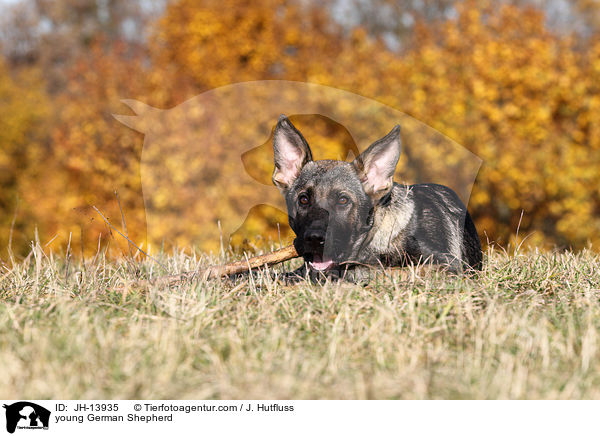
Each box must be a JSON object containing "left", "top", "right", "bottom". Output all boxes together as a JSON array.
[{"left": 1, "top": 0, "right": 599, "bottom": 259}]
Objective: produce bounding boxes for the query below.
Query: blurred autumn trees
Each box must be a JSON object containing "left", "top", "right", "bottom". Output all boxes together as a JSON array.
[{"left": 1, "top": 0, "right": 599, "bottom": 259}]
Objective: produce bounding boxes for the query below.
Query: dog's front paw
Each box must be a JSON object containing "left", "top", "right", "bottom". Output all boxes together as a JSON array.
[
  {"left": 311, "top": 265, "right": 372, "bottom": 285},
  {"left": 280, "top": 264, "right": 309, "bottom": 284},
  {"left": 338, "top": 266, "right": 373, "bottom": 285}
]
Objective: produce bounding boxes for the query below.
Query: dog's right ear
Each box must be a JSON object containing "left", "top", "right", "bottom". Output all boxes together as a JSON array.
[{"left": 272, "top": 115, "right": 313, "bottom": 193}]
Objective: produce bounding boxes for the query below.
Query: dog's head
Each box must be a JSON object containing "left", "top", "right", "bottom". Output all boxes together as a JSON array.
[{"left": 272, "top": 115, "right": 401, "bottom": 271}]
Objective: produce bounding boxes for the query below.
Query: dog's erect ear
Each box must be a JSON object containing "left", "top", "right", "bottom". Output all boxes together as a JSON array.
[
  {"left": 272, "top": 115, "right": 313, "bottom": 193},
  {"left": 353, "top": 125, "right": 401, "bottom": 201}
]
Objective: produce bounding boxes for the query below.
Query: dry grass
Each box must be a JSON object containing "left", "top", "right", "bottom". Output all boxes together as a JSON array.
[{"left": 1, "top": 242, "right": 600, "bottom": 399}]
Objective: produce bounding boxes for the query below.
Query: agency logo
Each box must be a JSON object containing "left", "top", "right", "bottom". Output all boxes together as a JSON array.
[
  {"left": 2, "top": 402, "right": 50, "bottom": 434},
  {"left": 114, "top": 81, "right": 481, "bottom": 251}
]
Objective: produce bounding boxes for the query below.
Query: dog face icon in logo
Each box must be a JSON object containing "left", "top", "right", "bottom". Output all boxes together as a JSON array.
[{"left": 3, "top": 402, "right": 50, "bottom": 433}]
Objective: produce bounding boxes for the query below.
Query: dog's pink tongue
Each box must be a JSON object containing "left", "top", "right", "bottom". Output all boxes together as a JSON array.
[{"left": 310, "top": 254, "right": 334, "bottom": 271}]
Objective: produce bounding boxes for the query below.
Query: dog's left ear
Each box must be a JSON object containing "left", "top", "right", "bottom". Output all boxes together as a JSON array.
[
  {"left": 353, "top": 125, "right": 401, "bottom": 201},
  {"left": 272, "top": 115, "right": 313, "bottom": 193}
]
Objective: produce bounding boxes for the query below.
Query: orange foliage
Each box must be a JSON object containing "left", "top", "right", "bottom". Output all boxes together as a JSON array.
[
  {"left": 153, "top": 0, "right": 342, "bottom": 90},
  {"left": 18, "top": 42, "right": 152, "bottom": 256},
  {"left": 2, "top": 0, "right": 600, "bottom": 258},
  {"left": 151, "top": 0, "right": 600, "bottom": 250},
  {"left": 378, "top": 4, "right": 600, "bottom": 248},
  {"left": 0, "top": 59, "right": 49, "bottom": 258}
]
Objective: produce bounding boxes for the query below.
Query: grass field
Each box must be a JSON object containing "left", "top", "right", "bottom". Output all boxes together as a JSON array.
[{"left": 1, "top": 243, "right": 599, "bottom": 399}]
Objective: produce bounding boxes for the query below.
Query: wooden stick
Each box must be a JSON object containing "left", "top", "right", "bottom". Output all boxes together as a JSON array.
[
  {"left": 93, "top": 204, "right": 300, "bottom": 284},
  {"left": 114, "top": 244, "right": 300, "bottom": 290},
  {"left": 199, "top": 244, "right": 299, "bottom": 279}
]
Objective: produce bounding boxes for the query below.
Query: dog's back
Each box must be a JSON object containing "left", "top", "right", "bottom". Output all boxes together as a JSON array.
[{"left": 371, "top": 182, "right": 482, "bottom": 273}]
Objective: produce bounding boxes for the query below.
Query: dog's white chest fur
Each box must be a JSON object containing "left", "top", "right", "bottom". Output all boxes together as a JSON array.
[{"left": 368, "top": 196, "right": 414, "bottom": 253}]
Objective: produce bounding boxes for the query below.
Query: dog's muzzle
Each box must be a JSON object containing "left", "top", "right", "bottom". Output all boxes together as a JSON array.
[{"left": 303, "top": 229, "right": 335, "bottom": 271}]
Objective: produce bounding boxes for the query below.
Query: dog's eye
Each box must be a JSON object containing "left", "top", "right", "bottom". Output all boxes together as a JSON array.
[
  {"left": 298, "top": 194, "right": 310, "bottom": 205},
  {"left": 338, "top": 195, "right": 350, "bottom": 205}
]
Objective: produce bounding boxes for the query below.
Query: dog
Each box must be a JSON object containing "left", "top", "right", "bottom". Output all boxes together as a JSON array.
[{"left": 272, "top": 115, "right": 482, "bottom": 280}]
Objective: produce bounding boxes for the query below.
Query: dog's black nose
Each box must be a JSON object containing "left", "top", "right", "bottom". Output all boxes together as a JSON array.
[{"left": 304, "top": 230, "right": 326, "bottom": 250}]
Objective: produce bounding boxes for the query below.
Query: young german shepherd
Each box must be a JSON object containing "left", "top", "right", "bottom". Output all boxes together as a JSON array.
[{"left": 272, "top": 115, "right": 482, "bottom": 280}]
